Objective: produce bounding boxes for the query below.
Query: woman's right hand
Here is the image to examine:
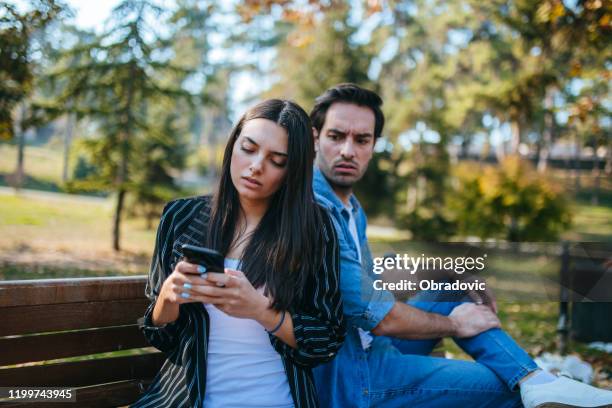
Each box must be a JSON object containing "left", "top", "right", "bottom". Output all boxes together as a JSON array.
[{"left": 152, "top": 260, "right": 217, "bottom": 325}]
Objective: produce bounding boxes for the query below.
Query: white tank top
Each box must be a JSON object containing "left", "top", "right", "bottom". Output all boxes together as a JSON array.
[{"left": 203, "top": 258, "right": 294, "bottom": 408}]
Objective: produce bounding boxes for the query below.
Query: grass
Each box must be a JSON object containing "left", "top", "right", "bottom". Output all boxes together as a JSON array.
[
  {"left": 0, "top": 193, "right": 156, "bottom": 279},
  {"left": 0, "top": 143, "right": 66, "bottom": 190}
]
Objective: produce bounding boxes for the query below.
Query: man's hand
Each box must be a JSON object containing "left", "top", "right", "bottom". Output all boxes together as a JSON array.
[
  {"left": 449, "top": 303, "right": 501, "bottom": 338},
  {"left": 464, "top": 276, "right": 498, "bottom": 314}
]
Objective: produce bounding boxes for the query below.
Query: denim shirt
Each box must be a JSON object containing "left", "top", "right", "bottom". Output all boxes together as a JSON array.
[{"left": 312, "top": 168, "right": 396, "bottom": 408}]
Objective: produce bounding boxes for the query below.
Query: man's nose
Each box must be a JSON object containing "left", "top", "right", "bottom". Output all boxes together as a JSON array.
[{"left": 340, "top": 140, "right": 355, "bottom": 160}]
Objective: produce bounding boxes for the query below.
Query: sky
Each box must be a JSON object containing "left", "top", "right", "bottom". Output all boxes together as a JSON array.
[{"left": 62, "top": 0, "right": 120, "bottom": 33}]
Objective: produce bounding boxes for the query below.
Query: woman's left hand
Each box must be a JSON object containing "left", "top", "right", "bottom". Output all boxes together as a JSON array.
[{"left": 197, "top": 268, "right": 270, "bottom": 320}]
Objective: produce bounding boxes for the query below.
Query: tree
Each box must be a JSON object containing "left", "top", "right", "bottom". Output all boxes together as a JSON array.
[
  {"left": 49, "top": 0, "right": 193, "bottom": 251},
  {"left": 275, "top": 8, "right": 373, "bottom": 106},
  {"left": 0, "top": 0, "right": 66, "bottom": 188}
]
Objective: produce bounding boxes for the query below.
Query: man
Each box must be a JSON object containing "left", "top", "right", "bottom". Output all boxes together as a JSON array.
[{"left": 310, "top": 83, "right": 612, "bottom": 407}]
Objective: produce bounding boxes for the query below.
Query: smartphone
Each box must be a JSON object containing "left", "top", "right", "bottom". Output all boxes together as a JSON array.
[{"left": 181, "top": 244, "right": 225, "bottom": 273}]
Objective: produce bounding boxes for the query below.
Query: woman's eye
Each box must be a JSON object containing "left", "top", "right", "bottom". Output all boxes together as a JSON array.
[
  {"left": 241, "top": 146, "right": 254, "bottom": 153},
  {"left": 271, "top": 160, "right": 286, "bottom": 168}
]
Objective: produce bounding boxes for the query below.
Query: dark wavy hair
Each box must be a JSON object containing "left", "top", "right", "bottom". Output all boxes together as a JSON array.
[
  {"left": 310, "top": 83, "right": 385, "bottom": 139},
  {"left": 206, "top": 99, "right": 323, "bottom": 311}
]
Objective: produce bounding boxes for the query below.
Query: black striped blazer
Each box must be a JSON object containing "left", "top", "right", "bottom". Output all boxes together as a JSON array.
[{"left": 131, "top": 196, "right": 345, "bottom": 408}]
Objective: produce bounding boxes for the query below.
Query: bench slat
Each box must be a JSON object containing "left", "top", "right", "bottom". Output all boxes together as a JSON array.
[
  {"left": 0, "top": 276, "right": 147, "bottom": 307},
  {"left": 0, "top": 299, "right": 149, "bottom": 336},
  {"left": 0, "top": 379, "right": 153, "bottom": 407},
  {"left": 0, "top": 325, "right": 151, "bottom": 366},
  {"left": 0, "top": 353, "right": 165, "bottom": 388}
]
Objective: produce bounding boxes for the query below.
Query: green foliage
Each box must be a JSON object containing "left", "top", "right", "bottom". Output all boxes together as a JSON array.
[
  {"left": 72, "top": 155, "right": 97, "bottom": 181},
  {"left": 353, "top": 150, "right": 398, "bottom": 217},
  {"left": 268, "top": 4, "right": 374, "bottom": 108},
  {"left": 394, "top": 139, "right": 457, "bottom": 240},
  {"left": 448, "top": 157, "right": 573, "bottom": 241},
  {"left": 0, "top": 0, "right": 66, "bottom": 140}
]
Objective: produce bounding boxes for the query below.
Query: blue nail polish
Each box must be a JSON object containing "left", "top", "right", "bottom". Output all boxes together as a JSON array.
[
  {"left": 200, "top": 272, "right": 208, "bottom": 279},
  {"left": 183, "top": 283, "right": 192, "bottom": 289},
  {"left": 181, "top": 292, "right": 190, "bottom": 298},
  {"left": 197, "top": 265, "right": 207, "bottom": 274}
]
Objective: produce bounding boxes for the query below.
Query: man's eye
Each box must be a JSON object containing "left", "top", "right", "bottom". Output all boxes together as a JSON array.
[
  {"left": 329, "top": 134, "right": 340, "bottom": 140},
  {"left": 358, "top": 138, "right": 370, "bottom": 145}
]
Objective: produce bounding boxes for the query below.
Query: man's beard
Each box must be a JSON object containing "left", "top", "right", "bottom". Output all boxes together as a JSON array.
[{"left": 326, "top": 171, "right": 359, "bottom": 192}]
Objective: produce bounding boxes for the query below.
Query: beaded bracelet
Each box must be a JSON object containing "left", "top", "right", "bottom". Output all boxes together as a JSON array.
[{"left": 266, "top": 310, "right": 286, "bottom": 335}]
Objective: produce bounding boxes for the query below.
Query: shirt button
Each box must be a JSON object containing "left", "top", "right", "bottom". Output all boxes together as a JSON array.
[{"left": 363, "top": 389, "right": 369, "bottom": 395}]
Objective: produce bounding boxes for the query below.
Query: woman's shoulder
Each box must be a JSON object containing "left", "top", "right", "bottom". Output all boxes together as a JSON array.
[{"left": 160, "top": 195, "right": 212, "bottom": 225}]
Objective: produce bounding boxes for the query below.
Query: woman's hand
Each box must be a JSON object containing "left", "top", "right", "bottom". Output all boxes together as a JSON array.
[
  {"left": 152, "top": 260, "right": 219, "bottom": 326},
  {"left": 159, "top": 260, "right": 218, "bottom": 305},
  {"left": 196, "top": 268, "right": 271, "bottom": 320}
]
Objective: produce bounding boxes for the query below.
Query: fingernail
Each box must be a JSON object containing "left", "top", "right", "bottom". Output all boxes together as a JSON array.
[
  {"left": 183, "top": 283, "right": 192, "bottom": 289},
  {"left": 200, "top": 272, "right": 208, "bottom": 279},
  {"left": 181, "top": 292, "right": 190, "bottom": 298},
  {"left": 216, "top": 282, "right": 225, "bottom": 287},
  {"left": 197, "top": 265, "right": 207, "bottom": 274}
]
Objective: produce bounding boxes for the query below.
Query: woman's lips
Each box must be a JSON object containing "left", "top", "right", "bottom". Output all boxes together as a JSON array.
[{"left": 242, "top": 176, "right": 262, "bottom": 188}]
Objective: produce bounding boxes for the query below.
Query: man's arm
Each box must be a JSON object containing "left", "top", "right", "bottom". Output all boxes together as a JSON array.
[{"left": 371, "top": 301, "right": 501, "bottom": 339}]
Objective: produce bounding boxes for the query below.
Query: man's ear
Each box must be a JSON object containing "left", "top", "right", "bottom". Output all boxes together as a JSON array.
[{"left": 312, "top": 127, "right": 319, "bottom": 152}]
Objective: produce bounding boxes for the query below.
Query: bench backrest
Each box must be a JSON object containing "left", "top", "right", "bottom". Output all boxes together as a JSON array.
[{"left": 0, "top": 276, "right": 164, "bottom": 407}]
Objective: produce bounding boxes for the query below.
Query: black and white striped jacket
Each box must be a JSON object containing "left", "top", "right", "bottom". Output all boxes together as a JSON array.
[{"left": 131, "top": 196, "right": 345, "bottom": 408}]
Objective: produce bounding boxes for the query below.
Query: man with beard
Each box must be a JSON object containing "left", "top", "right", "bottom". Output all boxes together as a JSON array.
[{"left": 311, "top": 83, "right": 612, "bottom": 408}]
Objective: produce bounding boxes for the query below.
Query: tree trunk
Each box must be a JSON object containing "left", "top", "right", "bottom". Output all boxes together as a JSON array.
[
  {"left": 605, "top": 139, "right": 612, "bottom": 177},
  {"left": 112, "top": 61, "right": 136, "bottom": 252},
  {"left": 13, "top": 103, "right": 26, "bottom": 190},
  {"left": 573, "top": 132, "right": 581, "bottom": 190},
  {"left": 592, "top": 155, "right": 600, "bottom": 206},
  {"left": 510, "top": 119, "right": 521, "bottom": 155},
  {"left": 62, "top": 112, "right": 75, "bottom": 183},
  {"left": 537, "top": 88, "right": 555, "bottom": 173},
  {"left": 113, "top": 188, "right": 126, "bottom": 251}
]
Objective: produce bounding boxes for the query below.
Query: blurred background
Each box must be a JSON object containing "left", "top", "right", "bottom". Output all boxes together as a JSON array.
[{"left": 1, "top": 0, "right": 610, "bottom": 386}]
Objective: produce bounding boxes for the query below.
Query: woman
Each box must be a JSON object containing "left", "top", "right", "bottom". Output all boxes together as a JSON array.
[{"left": 132, "top": 99, "right": 345, "bottom": 408}]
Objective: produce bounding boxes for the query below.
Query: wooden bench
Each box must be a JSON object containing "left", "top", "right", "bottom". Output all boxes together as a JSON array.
[{"left": 0, "top": 276, "right": 164, "bottom": 407}]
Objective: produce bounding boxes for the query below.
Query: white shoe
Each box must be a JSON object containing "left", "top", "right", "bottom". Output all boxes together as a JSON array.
[{"left": 521, "top": 376, "right": 612, "bottom": 408}]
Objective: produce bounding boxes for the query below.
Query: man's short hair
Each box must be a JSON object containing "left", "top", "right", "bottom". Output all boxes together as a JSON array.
[{"left": 310, "top": 83, "right": 385, "bottom": 139}]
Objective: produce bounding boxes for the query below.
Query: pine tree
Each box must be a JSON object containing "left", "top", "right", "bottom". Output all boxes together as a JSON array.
[{"left": 49, "top": 0, "right": 193, "bottom": 251}]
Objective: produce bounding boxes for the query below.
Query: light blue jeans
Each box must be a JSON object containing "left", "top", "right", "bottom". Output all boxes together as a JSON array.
[{"left": 367, "top": 293, "right": 539, "bottom": 408}]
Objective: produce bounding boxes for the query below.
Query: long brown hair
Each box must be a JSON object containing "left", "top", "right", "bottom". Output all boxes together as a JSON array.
[{"left": 206, "top": 99, "right": 323, "bottom": 311}]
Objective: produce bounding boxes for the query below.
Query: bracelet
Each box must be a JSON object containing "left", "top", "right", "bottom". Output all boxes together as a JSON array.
[{"left": 266, "top": 310, "right": 286, "bottom": 335}]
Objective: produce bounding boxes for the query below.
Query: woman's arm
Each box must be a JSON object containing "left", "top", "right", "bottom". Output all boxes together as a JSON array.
[{"left": 138, "top": 199, "right": 185, "bottom": 353}]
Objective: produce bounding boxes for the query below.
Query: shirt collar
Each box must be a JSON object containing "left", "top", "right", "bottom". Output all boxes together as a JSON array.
[{"left": 313, "top": 167, "right": 361, "bottom": 214}]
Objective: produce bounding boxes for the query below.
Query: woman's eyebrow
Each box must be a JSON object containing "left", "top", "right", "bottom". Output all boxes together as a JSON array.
[{"left": 244, "top": 136, "right": 287, "bottom": 157}]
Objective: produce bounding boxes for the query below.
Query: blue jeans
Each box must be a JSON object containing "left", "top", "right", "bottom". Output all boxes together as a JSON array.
[{"left": 367, "top": 293, "right": 539, "bottom": 408}]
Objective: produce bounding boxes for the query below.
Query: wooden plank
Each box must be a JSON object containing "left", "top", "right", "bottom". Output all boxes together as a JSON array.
[
  {"left": 0, "top": 299, "right": 149, "bottom": 336},
  {"left": 0, "top": 353, "right": 165, "bottom": 388},
  {"left": 0, "top": 276, "right": 148, "bottom": 307},
  {"left": 0, "top": 379, "right": 152, "bottom": 407},
  {"left": 0, "top": 325, "right": 152, "bottom": 366}
]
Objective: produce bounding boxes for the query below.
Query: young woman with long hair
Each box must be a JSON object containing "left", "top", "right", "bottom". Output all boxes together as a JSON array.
[{"left": 132, "top": 99, "right": 344, "bottom": 408}]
